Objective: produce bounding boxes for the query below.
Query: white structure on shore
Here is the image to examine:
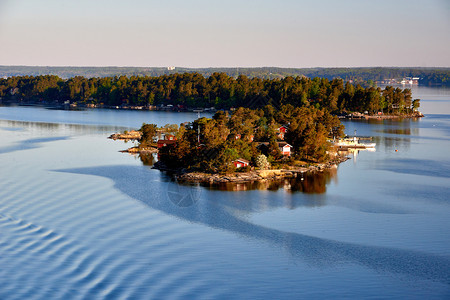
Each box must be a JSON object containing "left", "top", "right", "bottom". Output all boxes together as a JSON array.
[{"left": 401, "top": 77, "right": 420, "bottom": 85}]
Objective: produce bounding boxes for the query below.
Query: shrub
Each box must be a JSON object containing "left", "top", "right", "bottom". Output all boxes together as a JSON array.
[{"left": 255, "top": 154, "right": 270, "bottom": 170}]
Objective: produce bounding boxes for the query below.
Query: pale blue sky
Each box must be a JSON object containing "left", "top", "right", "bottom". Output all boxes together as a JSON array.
[{"left": 0, "top": 0, "right": 449, "bottom": 67}]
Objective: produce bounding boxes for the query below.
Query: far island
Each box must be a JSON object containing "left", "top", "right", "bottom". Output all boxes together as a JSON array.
[{"left": 1, "top": 73, "right": 422, "bottom": 120}]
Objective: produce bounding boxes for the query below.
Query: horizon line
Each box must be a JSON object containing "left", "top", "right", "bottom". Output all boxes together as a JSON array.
[{"left": 1, "top": 65, "right": 450, "bottom": 69}]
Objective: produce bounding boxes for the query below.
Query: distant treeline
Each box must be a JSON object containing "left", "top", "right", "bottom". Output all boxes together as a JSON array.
[
  {"left": 1, "top": 66, "right": 449, "bottom": 86},
  {"left": 0, "top": 73, "right": 419, "bottom": 114}
]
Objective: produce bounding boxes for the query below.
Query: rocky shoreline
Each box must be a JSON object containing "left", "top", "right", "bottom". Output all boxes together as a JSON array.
[
  {"left": 152, "top": 155, "right": 349, "bottom": 184},
  {"left": 119, "top": 146, "right": 158, "bottom": 154},
  {"left": 108, "top": 130, "right": 142, "bottom": 141},
  {"left": 108, "top": 130, "right": 159, "bottom": 154},
  {"left": 347, "top": 111, "right": 424, "bottom": 120}
]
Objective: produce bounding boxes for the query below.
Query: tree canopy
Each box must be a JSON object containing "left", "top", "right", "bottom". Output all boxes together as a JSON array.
[{"left": 0, "top": 73, "right": 420, "bottom": 115}]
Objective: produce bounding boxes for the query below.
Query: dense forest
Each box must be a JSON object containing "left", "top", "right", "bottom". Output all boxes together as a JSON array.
[
  {"left": 1, "top": 66, "right": 449, "bottom": 86},
  {"left": 149, "top": 105, "right": 344, "bottom": 173},
  {"left": 0, "top": 73, "right": 420, "bottom": 115}
]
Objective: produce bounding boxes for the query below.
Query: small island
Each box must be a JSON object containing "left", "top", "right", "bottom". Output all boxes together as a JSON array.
[{"left": 112, "top": 105, "right": 355, "bottom": 184}]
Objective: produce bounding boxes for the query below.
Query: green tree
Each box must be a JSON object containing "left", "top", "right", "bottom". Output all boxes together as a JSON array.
[
  {"left": 412, "top": 99, "right": 420, "bottom": 111},
  {"left": 139, "top": 123, "right": 158, "bottom": 148}
]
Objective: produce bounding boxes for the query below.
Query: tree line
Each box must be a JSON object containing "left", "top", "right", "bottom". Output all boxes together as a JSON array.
[{"left": 0, "top": 73, "right": 420, "bottom": 114}]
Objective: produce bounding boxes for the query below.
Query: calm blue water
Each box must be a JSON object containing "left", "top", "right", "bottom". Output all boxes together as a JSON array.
[{"left": 0, "top": 87, "right": 449, "bottom": 299}]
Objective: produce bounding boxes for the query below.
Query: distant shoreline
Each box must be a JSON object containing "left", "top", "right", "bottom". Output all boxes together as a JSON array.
[
  {"left": 1, "top": 102, "right": 424, "bottom": 120},
  {"left": 1, "top": 66, "right": 450, "bottom": 87},
  {"left": 0, "top": 101, "right": 212, "bottom": 113}
]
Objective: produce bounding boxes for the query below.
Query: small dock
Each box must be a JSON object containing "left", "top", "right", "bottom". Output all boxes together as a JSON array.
[{"left": 334, "top": 136, "right": 376, "bottom": 150}]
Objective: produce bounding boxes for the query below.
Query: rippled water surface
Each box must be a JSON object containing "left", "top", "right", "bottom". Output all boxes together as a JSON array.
[{"left": 1, "top": 89, "right": 450, "bottom": 299}]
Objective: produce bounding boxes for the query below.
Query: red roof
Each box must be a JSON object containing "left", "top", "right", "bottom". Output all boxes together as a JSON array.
[
  {"left": 278, "top": 142, "right": 292, "bottom": 148},
  {"left": 234, "top": 158, "right": 250, "bottom": 164}
]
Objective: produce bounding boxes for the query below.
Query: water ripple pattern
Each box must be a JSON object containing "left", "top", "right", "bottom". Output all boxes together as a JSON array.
[{"left": 0, "top": 161, "right": 231, "bottom": 299}]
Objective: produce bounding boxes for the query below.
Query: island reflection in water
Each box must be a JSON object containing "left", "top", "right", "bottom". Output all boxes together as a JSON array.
[
  {"left": 138, "top": 152, "right": 337, "bottom": 194},
  {"left": 202, "top": 169, "right": 337, "bottom": 193},
  {"left": 0, "top": 119, "right": 131, "bottom": 134}
]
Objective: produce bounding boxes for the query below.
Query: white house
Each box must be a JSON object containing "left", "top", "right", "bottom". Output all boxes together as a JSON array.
[{"left": 278, "top": 142, "right": 293, "bottom": 156}]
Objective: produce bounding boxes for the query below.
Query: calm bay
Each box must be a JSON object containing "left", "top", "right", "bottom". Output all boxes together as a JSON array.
[{"left": 0, "top": 86, "right": 449, "bottom": 299}]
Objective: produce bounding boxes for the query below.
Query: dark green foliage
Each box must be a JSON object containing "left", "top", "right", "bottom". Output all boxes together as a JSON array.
[
  {"left": 283, "top": 107, "right": 339, "bottom": 162},
  {"left": 412, "top": 99, "right": 420, "bottom": 110},
  {"left": 139, "top": 123, "right": 158, "bottom": 148},
  {"left": 0, "top": 73, "right": 420, "bottom": 115}
]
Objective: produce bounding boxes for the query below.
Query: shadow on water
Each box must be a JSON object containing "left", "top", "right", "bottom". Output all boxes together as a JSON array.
[
  {"left": 383, "top": 182, "right": 450, "bottom": 205},
  {"left": 57, "top": 165, "right": 450, "bottom": 285},
  {"left": 376, "top": 158, "right": 450, "bottom": 179},
  {"left": 0, "top": 136, "right": 70, "bottom": 154}
]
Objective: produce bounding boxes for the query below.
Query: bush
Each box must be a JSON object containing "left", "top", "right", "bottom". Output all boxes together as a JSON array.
[{"left": 255, "top": 154, "right": 270, "bottom": 170}]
